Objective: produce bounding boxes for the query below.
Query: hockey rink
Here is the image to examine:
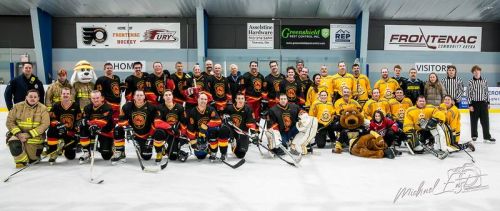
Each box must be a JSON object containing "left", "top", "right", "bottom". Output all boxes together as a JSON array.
[{"left": 1, "top": 112, "right": 499, "bottom": 211}]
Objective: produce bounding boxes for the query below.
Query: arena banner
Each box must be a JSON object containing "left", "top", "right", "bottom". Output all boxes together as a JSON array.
[
  {"left": 281, "top": 25, "right": 330, "bottom": 49},
  {"left": 414, "top": 63, "right": 452, "bottom": 74},
  {"left": 385, "top": 25, "right": 482, "bottom": 52},
  {"left": 460, "top": 87, "right": 500, "bottom": 107},
  {"left": 247, "top": 23, "right": 274, "bottom": 49},
  {"left": 330, "top": 24, "right": 355, "bottom": 50},
  {"left": 76, "top": 22, "right": 180, "bottom": 49},
  {"left": 106, "top": 61, "right": 146, "bottom": 72}
]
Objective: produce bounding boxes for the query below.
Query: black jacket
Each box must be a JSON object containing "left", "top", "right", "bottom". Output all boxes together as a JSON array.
[{"left": 4, "top": 74, "right": 45, "bottom": 110}]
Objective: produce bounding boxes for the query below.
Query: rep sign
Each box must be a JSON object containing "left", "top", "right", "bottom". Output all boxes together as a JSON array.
[
  {"left": 385, "top": 25, "right": 482, "bottom": 52},
  {"left": 330, "top": 24, "right": 355, "bottom": 50}
]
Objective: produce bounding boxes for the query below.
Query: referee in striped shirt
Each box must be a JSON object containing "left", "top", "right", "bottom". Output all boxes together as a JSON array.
[
  {"left": 467, "top": 65, "right": 495, "bottom": 142},
  {"left": 441, "top": 65, "right": 464, "bottom": 106}
]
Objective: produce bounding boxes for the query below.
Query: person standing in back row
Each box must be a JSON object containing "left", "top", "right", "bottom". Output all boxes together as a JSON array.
[{"left": 467, "top": 65, "right": 495, "bottom": 143}]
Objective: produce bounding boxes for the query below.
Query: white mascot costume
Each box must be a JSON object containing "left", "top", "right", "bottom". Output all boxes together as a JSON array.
[
  {"left": 71, "top": 60, "right": 97, "bottom": 110},
  {"left": 291, "top": 113, "right": 318, "bottom": 155}
]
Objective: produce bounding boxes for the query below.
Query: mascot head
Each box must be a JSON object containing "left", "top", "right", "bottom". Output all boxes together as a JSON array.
[
  {"left": 71, "top": 60, "right": 96, "bottom": 85},
  {"left": 339, "top": 105, "right": 364, "bottom": 130}
]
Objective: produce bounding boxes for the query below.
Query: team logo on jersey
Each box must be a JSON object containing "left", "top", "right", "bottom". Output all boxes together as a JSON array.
[
  {"left": 198, "top": 117, "right": 209, "bottom": 129},
  {"left": 320, "top": 110, "right": 331, "bottom": 122},
  {"left": 253, "top": 79, "right": 262, "bottom": 92},
  {"left": 215, "top": 83, "right": 225, "bottom": 98},
  {"left": 357, "top": 83, "right": 365, "bottom": 95},
  {"left": 137, "top": 81, "right": 145, "bottom": 91},
  {"left": 273, "top": 80, "right": 281, "bottom": 92},
  {"left": 111, "top": 82, "right": 120, "bottom": 97},
  {"left": 282, "top": 113, "right": 292, "bottom": 131},
  {"left": 60, "top": 114, "right": 75, "bottom": 128},
  {"left": 286, "top": 86, "right": 296, "bottom": 99},
  {"left": 399, "top": 108, "right": 405, "bottom": 119},
  {"left": 419, "top": 112, "right": 425, "bottom": 120},
  {"left": 155, "top": 80, "right": 164, "bottom": 94},
  {"left": 132, "top": 111, "right": 147, "bottom": 129},
  {"left": 231, "top": 115, "right": 242, "bottom": 128},
  {"left": 165, "top": 113, "right": 178, "bottom": 123},
  {"left": 341, "top": 81, "right": 347, "bottom": 90}
]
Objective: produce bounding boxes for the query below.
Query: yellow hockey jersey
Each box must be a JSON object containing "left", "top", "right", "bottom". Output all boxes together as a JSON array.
[
  {"left": 332, "top": 73, "right": 357, "bottom": 97},
  {"left": 309, "top": 100, "right": 336, "bottom": 125},
  {"left": 374, "top": 78, "right": 400, "bottom": 99},
  {"left": 403, "top": 105, "right": 445, "bottom": 132},
  {"left": 362, "top": 98, "right": 390, "bottom": 120},
  {"left": 388, "top": 97, "right": 413, "bottom": 122}
]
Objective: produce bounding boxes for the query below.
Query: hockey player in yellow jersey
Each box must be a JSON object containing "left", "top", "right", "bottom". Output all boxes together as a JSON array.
[
  {"left": 351, "top": 63, "right": 371, "bottom": 107},
  {"left": 403, "top": 96, "right": 445, "bottom": 155},
  {"left": 362, "top": 88, "right": 390, "bottom": 120},
  {"left": 388, "top": 88, "right": 413, "bottom": 123},
  {"left": 334, "top": 88, "right": 361, "bottom": 115},
  {"left": 374, "top": 68, "right": 400, "bottom": 100},
  {"left": 318, "top": 65, "right": 334, "bottom": 102},
  {"left": 332, "top": 61, "right": 357, "bottom": 101},
  {"left": 309, "top": 90, "right": 336, "bottom": 148},
  {"left": 439, "top": 95, "right": 475, "bottom": 152}
]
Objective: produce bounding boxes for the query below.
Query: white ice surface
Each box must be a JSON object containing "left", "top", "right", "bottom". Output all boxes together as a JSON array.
[{"left": 0, "top": 112, "right": 499, "bottom": 211}]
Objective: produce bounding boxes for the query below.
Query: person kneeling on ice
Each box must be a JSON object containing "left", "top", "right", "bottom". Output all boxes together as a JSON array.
[
  {"left": 369, "top": 110, "right": 402, "bottom": 158},
  {"left": 439, "top": 95, "right": 475, "bottom": 152},
  {"left": 265, "top": 93, "right": 305, "bottom": 155},
  {"left": 78, "top": 90, "right": 114, "bottom": 164},
  {"left": 114, "top": 90, "right": 158, "bottom": 164},
  {"left": 221, "top": 92, "right": 258, "bottom": 159},
  {"left": 403, "top": 95, "right": 447, "bottom": 157},
  {"left": 309, "top": 90, "right": 336, "bottom": 149},
  {"left": 46, "top": 87, "right": 82, "bottom": 165},
  {"left": 187, "top": 92, "right": 226, "bottom": 161},
  {"left": 154, "top": 89, "right": 189, "bottom": 163},
  {"left": 6, "top": 89, "right": 50, "bottom": 168}
]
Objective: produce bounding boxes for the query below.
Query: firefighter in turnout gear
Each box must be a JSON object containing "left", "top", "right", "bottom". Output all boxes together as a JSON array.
[
  {"left": 114, "top": 90, "right": 158, "bottom": 163},
  {"left": 95, "top": 63, "right": 122, "bottom": 122},
  {"left": 186, "top": 92, "right": 224, "bottom": 161},
  {"left": 78, "top": 90, "right": 114, "bottom": 163},
  {"left": 46, "top": 87, "right": 82, "bottom": 165},
  {"left": 154, "top": 89, "right": 188, "bottom": 163},
  {"left": 6, "top": 89, "right": 50, "bottom": 168}
]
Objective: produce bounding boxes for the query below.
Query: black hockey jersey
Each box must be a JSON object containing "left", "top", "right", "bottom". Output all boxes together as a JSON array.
[
  {"left": 279, "top": 79, "right": 304, "bottom": 104},
  {"left": 224, "top": 104, "right": 256, "bottom": 131},
  {"left": 265, "top": 73, "right": 285, "bottom": 100},
  {"left": 299, "top": 78, "right": 313, "bottom": 98},
  {"left": 124, "top": 73, "right": 149, "bottom": 101},
  {"left": 207, "top": 75, "right": 230, "bottom": 102},
  {"left": 118, "top": 102, "right": 157, "bottom": 137},
  {"left": 268, "top": 103, "right": 301, "bottom": 132},
  {"left": 83, "top": 103, "right": 114, "bottom": 134},
  {"left": 95, "top": 75, "right": 121, "bottom": 104},
  {"left": 186, "top": 106, "right": 221, "bottom": 140},
  {"left": 171, "top": 72, "right": 190, "bottom": 103},
  {"left": 50, "top": 101, "right": 82, "bottom": 130},
  {"left": 241, "top": 72, "right": 265, "bottom": 97}
]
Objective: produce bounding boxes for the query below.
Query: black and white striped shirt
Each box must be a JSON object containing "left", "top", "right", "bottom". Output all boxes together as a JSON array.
[
  {"left": 467, "top": 77, "right": 489, "bottom": 104},
  {"left": 441, "top": 76, "right": 464, "bottom": 100}
]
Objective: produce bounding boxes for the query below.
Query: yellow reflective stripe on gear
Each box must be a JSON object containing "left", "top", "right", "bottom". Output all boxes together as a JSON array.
[
  {"left": 29, "top": 129, "right": 39, "bottom": 138},
  {"left": 77, "top": 92, "right": 90, "bottom": 98},
  {"left": 16, "top": 120, "right": 41, "bottom": 128},
  {"left": 27, "top": 138, "right": 43, "bottom": 144},
  {"left": 10, "top": 127, "right": 21, "bottom": 135},
  {"left": 15, "top": 154, "right": 29, "bottom": 163}
]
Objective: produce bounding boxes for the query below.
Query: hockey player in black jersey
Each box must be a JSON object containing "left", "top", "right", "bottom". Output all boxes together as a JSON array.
[
  {"left": 264, "top": 60, "right": 285, "bottom": 108},
  {"left": 171, "top": 61, "right": 191, "bottom": 105},
  {"left": 46, "top": 87, "right": 82, "bottom": 164},
  {"left": 183, "top": 64, "right": 212, "bottom": 111},
  {"left": 279, "top": 67, "right": 305, "bottom": 106},
  {"left": 221, "top": 92, "right": 258, "bottom": 158},
  {"left": 153, "top": 89, "right": 189, "bottom": 163},
  {"left": 79, "top": 90, "right": 114, "bottom": 163},
  {"left": 145, "top": 61, "right": 175, "bottom": 105},
  {"left": 207, "top": 64, "right": 231, "bottom": 113},
  {"left": 266, "top": 93, "right": 304, "bottom": 155},
  {"left": 124, "top": 62, "right": 148, "bottom": 102},
  {"left": 114, "top": 90, "right": 157, "bottom": 163},
  {"left": 186, "top": 92, "right": 226, "bottom": 161},
  {"left": 241, "top": 61, "right": 267, "bottom": 120},
  {"left": 95, "top": 63, "right": 122, "bottom": 122}
]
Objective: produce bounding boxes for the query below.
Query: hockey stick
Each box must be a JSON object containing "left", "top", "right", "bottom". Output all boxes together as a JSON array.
[
  {"left": 125, "top": 128, "right": 162, "bottom": 173},
  {"left": 3, "top": 140, "right": 75, "bottom": 183},
  {"left": 219, "top": 157, "right": 246, "bottom": 169},
  {"left": 422, "top": 144, "right": 448, "bottom": 160},
  {"left": 419, "top": 27, "right": 437, "bottom": 50},
  {"left": 89, "top": 134, "right": 104, "bottom": 184}
]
